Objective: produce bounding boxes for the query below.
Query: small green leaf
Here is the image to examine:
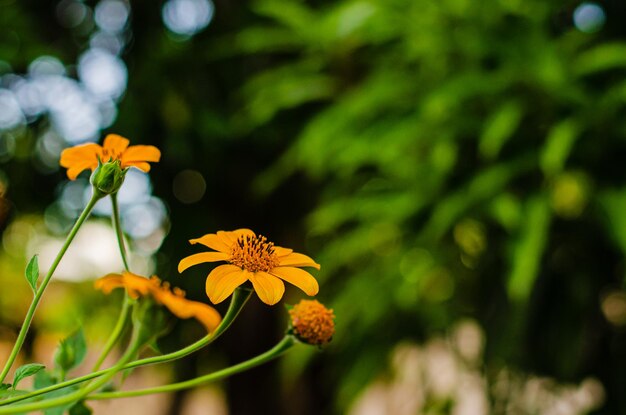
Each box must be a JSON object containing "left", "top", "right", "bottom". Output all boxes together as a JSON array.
[
  {"left": 25, "top": 255, "right": 39, "bottom": 292},
  {"left": 53, "top": 328, "right": 87, "bottom": 373},
  {"left": 0, "top": 383, "right": 12, "bottom": 397},
  {"left": 69, "top": 401, "right": 92, "bottom": 415},
  {"left": 34, "top": 371, "right": 79, "bottom": 415},
  {"left": 13, "top": 363, "right": 45, "bottom": 389}
]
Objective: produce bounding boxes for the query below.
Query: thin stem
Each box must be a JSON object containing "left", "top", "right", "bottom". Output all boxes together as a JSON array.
[
  {"left": 90, "top": 336, "right": 296, "bottom": 400},
  {"left": 111, "top": 193, "right": 129, "bottom": 270},
  {"left": 91, "top": 194, "right": 131, "bottom": 372},
  {"left": 0, "top": 288, "right": 252, "bottom": 406},
  {"left": 91, "top": 298, "right": 131, "bottom": 372},
  {"left": 0, "top": 331, "right": 143, "bottom": 414},
  {"left": 0, "top": 191, "right": 102, "bottom": 384}
]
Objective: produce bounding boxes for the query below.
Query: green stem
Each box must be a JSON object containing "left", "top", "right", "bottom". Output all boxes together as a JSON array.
[
  {"left": 0, "top": 288, "right": 252, "bottom": 406},
  {"left": 91, "top": 298, "right": 131, "bottom": 372},
  {"left": 90, "top": 336, "right": 296, "bottom": 400},
  {"left": 0, "top": 331, "right": 143, "bottom": 414},
  {"left": 0, "top": 191, "right": 103, "bottom": 384},
  {"left": 91, "top": 194, "right": 131, "bottom": 372},
  {"left": 110, "top": 193, "right": 130, "bottom": 271}
]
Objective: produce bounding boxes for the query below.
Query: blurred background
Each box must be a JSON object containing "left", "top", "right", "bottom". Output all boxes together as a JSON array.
[{"left": 0, "top": 0, "right": 625, "bottom": 413}]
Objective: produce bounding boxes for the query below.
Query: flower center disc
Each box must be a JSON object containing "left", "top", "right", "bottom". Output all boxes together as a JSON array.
[{"left": 230, "top": 235, "right": 278, "bottom": 273}]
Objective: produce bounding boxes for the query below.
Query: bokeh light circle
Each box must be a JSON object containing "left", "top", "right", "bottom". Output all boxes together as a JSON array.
[
  {"left": 162, "top": 0, "right": 214, "bottom": 37},
  {"left": 78, "top": 48, "right": 128, "bottom": 100},
  {"left": 573, "top": 2, "right": 606, "bottom": 33}
]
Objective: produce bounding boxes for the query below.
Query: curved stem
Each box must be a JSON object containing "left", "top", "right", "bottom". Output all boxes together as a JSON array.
[
  {"left": 0, "top": 331, "right": 143, "bottom": 414},
  {"left": 91, "top": 194, "right": 131, "bottom": 372},
  {"left": 89, "top": 336, "right": 296, "bottom": 400},
  {"left": 0, "top": 288, "right": 252, "bottom": 406},
  {"left": 0, "top": 191, "right": 102, "bottom": 384}
]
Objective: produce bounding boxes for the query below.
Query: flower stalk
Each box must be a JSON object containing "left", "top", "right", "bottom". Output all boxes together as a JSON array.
[
  {"left": 0, "top": 326, "right": 144, "bottom": 414},
  {"left": 0, "top": 190, "right": 103, "bottom": 384},
  {"left": 0, "top": 287, "right": 252, "bottom": 406},
  {"left": 89, "top": 336, "right": 296, "bottom": 400},
  {"left": 91, "top": 193, "right": 131, "bottom": 372}
]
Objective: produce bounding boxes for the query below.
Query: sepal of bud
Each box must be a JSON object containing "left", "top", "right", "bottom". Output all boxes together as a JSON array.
[
  {"left": 90, "top": 158, "right": 127, "bottom": 195},
  {"left": 132, "top": 298, "right": 172, "bottom": 347}
]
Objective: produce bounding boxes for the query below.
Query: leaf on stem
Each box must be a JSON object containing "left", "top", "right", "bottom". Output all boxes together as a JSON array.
[
  {"left": 34, "top": 371, "right": 78, "bottom": 415},
  {"left": 25, "top": 255, "right": 39, "bottom": 292},
  {"left": 13, "top": 363, "right": 45, "bottom": 389},
  {"left": 69, "top": 401, "right": 93, "bottom": 415}
]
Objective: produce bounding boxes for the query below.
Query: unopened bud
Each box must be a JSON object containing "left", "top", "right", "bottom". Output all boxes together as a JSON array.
[
  {"left": 288, "top": 299, "right": 335, "bottom": 346},
  {"left": 90, "top": 159, "right": 126, "bottom": 195}
]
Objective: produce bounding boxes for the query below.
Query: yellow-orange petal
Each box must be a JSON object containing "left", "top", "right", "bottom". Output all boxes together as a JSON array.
[
  {"left": 190, "top": 233, "right": 232, "bottom": 253},
  {"left": 59, "top": 143, "right": 102, "bottom": 166},
  {"left": 155, "top": 291, "right": 221, "bottom": 332},
  {"left": 178, "top": 252, "right": 230, "bottom": 273},
  {"left": 124, "top": 161, "right": 151, "bottom": 172},
  {"left": 205, "top": 265, "right": 248, "bottom": 304},
  {"left": 274, "top": 246, "right": 294, "bottom": 257},
  {"left": 103, "top": 134, "right": 130, "bottom": 153},
  {"left": 277, "top": 252, "right": 320, "bottom": 270},
  {"left": 94, "top": 274, "right": 125, "bottom": 295},
  {"left": 185, "top": 302, "right": 222, "bottom": 332},
  {"left": 66, "top": 161, "right": 97, "bottom": 180},
  {"left": 60, "top": 143, "right": 102, "bottom": 179},
  {"left": 121, "top": 272, "right": 155, "bottom": 298},
  {"left": 216, "top": 229, "right": 255, "bottom": 245},
  {"left": 270, "top": 266, "right": 319, "bottom": 296},
  {"left": 122, "top": 145, "right": 161, "bottom": 163},
  {"left": 249, "top": 272, "right": 285, "bottom": 305}
]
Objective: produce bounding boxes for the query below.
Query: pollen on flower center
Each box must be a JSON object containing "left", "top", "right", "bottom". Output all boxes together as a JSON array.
[{"left": 229, "top": 234, "right": 279, "bottom": 273}]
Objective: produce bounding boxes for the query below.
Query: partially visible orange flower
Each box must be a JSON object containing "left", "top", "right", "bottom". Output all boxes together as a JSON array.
[
  {"left": 95, "top": 272, "right": 221, "bottom": 332},
  {"left": 60, "top": 134, "right": 161, "bottom": 180},
  {"left": 178, "top": 229, "right": 320, "bottom": 306},
  {"left": 289, "top": 299, "right": 335, "bottom": 346}
]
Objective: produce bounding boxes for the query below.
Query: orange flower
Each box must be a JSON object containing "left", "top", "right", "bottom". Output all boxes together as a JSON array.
[
  {"left": 60, "top": 134, "right": 161, "bottom": 180},
  {"left": 178, "top": 229, "right": 320, "bottom": 306},
  {"left": 95, "top": 272, "right": 221, "bottom": 332},
  {"left": 289, "top": 299, "right": 335, "bottom": 346}
]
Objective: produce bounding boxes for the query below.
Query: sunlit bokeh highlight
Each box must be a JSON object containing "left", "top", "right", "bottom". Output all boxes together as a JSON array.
[
  {"left": 573, "top": 2, "right": 606, "bottom": 33},
  {"left": 162, "top": 0, "right": 214, "bottom": 37}
]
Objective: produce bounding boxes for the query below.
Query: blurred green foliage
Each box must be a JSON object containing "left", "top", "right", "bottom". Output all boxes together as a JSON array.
[{"left": 226, "top": 0, "right": 626, "bottom": 412}]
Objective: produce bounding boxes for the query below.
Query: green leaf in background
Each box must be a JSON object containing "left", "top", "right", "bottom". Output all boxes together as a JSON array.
[
  {"left": 12, "top": 363, "right": 45, "bottom": 389},
  {"left": 25, "top": 255, "right": 39, "bottom": 292},
  {"left": 540, "top": 119, "right": 580, "bottom": 177},
  {"left": 507, "top": 195, "right": 552, "bottom": 302},
  {"left": 479, "top": 100, "right": 523, "bottom": 160},
  {"left": 53, "top": 328, "right": 87, "bottom": 374},
  {"left": 68, "top": 401, "right": 92, "bottom": 415}
]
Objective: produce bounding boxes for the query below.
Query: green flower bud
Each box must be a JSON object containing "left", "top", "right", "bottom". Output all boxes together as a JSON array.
[{"left": 90, "top": 158, "right": 127, "bottom": 195}]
